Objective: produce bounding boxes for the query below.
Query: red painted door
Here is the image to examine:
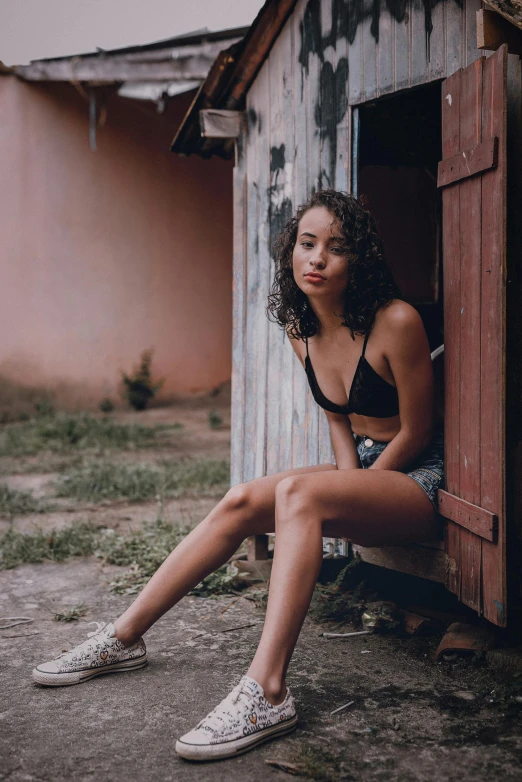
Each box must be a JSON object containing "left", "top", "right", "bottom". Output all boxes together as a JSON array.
[{"left": 437, "top": 44, "right": 508, "bottom": 627}]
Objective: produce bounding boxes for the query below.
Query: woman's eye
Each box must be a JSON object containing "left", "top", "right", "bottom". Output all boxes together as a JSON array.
[
  {"left": 330, "top": 247, "right": 344, "bottom": 254},
  {"left": 301, "top": 242, "right": 314, "bottom": 248}
]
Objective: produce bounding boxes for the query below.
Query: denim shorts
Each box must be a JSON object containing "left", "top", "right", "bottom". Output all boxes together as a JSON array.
[{"left": 354, "top": 427, "right": 444, "bottom": 510}]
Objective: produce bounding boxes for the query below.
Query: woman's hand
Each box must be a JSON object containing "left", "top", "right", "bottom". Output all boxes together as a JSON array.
[{"left": 325, "top": 411, "right": 360, "bottom": 470}]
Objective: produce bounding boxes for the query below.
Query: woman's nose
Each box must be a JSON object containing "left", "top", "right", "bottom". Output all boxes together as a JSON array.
[{"left": 310, "top": 248, "right": 327, "bottom": 267}]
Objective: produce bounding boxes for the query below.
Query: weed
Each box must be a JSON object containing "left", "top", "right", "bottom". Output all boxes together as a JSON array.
[
  {"left": 0, "top": 483, "right": 49, "bottom": 517},
  {"left": 122, "top": 349, "right": 164, "bottom": 411},
  {"left": 289, "top": 745, "right": 353, "bottom": 781},
  {"left": 34, "top": 399, "right": 55, "bottom": 417},
  {"left": 0, "top": 522, "right": 99, "bottom": 569},
  {"left": 54, "top": 604, "right": 88, "bottom": 622},
  {"left": 55, "top": 458, "right": 230, "bottom": 503},
  {"left": 0, "top": 413, "right": 175, "bottom": 457},
  {"left": 309, "top": 555, "right": 373, "bottom": 625},
  {"left": 189, "top": 563, "right": 241, "bottom": 598},
  {"left": 96, "top": 519, "right": 193, "bottom": 594},
  {"left": 208, "top": 410, "right": 223, "bottom": 430},
  {"left": 99, "top": 398, "right": 115, "bottom": 414},
  {"left": 96, "top": 520, "right": 244, "bottom": 597}
]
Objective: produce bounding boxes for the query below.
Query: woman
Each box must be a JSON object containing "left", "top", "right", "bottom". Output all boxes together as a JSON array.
[{"left": 33, "top": 190, "right": 444, "bottom": 761}]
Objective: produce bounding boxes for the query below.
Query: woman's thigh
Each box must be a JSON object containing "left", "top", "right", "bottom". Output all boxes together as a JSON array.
[
  {"left": 228, "top": 463, "right": 337, "bottom": 535},
  {"left": 277, "top": 469, "right": 438, "bottom": 547}
]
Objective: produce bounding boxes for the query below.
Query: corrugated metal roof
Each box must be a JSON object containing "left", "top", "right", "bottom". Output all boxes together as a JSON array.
[{"left": 28, "top": 26, "right": 250, "bottom": 64}]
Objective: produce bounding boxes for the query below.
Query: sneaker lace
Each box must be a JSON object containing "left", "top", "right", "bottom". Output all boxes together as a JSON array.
[
  {"left": 56, "top": 621, "right": 108, "bottom": 660},
  {"left": 201, "top": 683, "right": 255, "bottom": 731}
]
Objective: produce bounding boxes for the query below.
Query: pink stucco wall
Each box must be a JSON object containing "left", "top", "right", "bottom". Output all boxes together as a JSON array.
[{"left": 0, "top": 76, "right": 233, "bottom": 409}]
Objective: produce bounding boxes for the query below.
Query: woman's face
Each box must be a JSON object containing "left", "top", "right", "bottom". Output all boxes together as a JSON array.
[{"left": 292, "top": 206, "right": 351, "bottom": 302}]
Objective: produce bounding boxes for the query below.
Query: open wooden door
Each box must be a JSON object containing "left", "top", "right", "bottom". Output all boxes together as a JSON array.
[{"left": 437, "top": 45, "right": 508, "bottom": 627}]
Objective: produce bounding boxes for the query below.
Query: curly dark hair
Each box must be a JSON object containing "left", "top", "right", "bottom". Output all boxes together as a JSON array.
[{"left": 267, "top": 190, "right": 401, "bottom": 339}]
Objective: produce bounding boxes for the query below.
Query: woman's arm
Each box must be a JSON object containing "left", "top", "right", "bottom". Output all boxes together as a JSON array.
[
  {"left": 368, "top": 303, "right": 434, "bottom": 472},
  {"left": 325, "top": 411, "right": 360, "bottom": 470}
]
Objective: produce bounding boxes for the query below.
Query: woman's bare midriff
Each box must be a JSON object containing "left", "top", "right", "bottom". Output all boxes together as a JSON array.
[{"left": 350, "top": 412, "right": 401, "bottom": 443}]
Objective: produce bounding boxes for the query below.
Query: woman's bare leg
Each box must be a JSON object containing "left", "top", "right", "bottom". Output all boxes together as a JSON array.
[
  {"left": 113, "top": 463, "right": 336, "bottom": 645},
  {"left": 246, "top": 469, "right": 438, "bottom": 703}
]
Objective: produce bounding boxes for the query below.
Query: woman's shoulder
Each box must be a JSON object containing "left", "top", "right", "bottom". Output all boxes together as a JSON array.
[{"left": 376, "top": 299, "right": 423, "bottom": 334}]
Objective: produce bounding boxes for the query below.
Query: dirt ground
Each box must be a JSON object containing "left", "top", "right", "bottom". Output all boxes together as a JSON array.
[{"left": 1, "top": 389, "right": 522, "bottom": 781}]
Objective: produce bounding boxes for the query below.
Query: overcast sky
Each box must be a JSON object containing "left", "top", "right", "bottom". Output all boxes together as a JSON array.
[{"left": 1, "top": 0, "right": 265, "bottom": 65}]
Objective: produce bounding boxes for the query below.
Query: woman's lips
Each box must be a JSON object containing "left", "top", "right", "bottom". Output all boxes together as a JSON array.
[{"left": 304, "top": 273, "right": 326, "bottom": 283}]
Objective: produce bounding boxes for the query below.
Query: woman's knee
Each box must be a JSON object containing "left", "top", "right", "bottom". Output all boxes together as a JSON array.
[
  {"left": 275, "top": 475, "right": 316, "bottom": 516},
  {"left": 209, "top": 482, "right": 260, "bottom": 535}
]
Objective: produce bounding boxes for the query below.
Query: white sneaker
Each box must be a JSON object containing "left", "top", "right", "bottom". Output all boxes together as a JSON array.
[
  {"left": 32, "top": 622, "right": 147, "bottom": 686},
  {"left": 175, "top": 675, "right": 298, "bottom": 761}
]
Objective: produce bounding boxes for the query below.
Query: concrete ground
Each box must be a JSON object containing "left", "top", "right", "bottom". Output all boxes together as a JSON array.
[{"left": 1, "top": 556, "right": 522, "bottom": 782}]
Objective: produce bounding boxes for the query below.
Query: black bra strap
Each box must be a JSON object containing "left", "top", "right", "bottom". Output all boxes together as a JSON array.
[
  {"left": 361, "top": 328, "right": 371, "bottom": 358},
  {"left": 304, "top": 336, "right": 310, "bottom": 356}
]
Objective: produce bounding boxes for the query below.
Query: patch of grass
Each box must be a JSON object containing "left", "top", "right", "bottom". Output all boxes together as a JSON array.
[
  {"left": 288, "top": 745, "right": 353, "bottom": 781},
  {"left": 55, "top": 458, "right": 230, "bottom": 503},
  {"left": 208, "top": 410, "right": 223, "bottom": 430},
  {"left": 0, "top": 483, "right": 49, "bottom": 517},
  {"left": 96, "top": 519, "right": 193, "bottom": 594},
  {"left": 0, "top": 412, "right": 180, "bottom": 457},
  {"left": 54, "top": 603, "right": 88, "bottom": 622},
  {"left": 0, "top": 453, "right": 84, "bottom": 477},
  {"left": 0, "top": 514, "right": 243, "bottom": 598},
  {"left": 97, "top": 520, "right": 243, "bottom": 597},
  {"left": 0, "top": 522, "right": 100, "bottom": 569}
]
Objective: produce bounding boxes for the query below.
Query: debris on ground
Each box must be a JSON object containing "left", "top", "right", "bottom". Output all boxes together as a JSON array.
[
  {"left": 435, "top": 622, "right": 499, "bottom": 661},
  {"left": 53, "top": 603, "right": 88, "bottom": 622},
  {"left": 361, "top": 601, "right": 399, "bottom": 632}
]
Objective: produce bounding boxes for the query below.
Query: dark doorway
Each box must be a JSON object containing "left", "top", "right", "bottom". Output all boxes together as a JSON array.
[{"left": 354, "top": 81, "right": 443, "bottom": 351}]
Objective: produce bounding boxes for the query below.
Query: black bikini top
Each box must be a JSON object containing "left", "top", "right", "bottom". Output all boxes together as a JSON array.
[{"left": 304, "top": 318, "right": 400, "bottom": 419}]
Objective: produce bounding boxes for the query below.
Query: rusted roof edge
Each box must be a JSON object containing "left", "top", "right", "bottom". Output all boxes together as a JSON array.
[
  {"left": 26, "top": 26, "right": 252, "bottom": 64},
  {"left": 171, "top": 0, "right": 298, "bottom": 157}
]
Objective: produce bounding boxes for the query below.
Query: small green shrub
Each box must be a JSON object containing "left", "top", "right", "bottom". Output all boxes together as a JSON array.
[
  {"left": 0, "top": 483, "right": 49, "bottom": 517},
  {"left": 34, "top": 398, "right": 55, "bottom": 417},
  {"left": 0, "top": 413, "right": 170, "bottom": 457},
  {"left": 99, "top": 397, "right": 115, "bottom": 414},
  {"left": 0, "top": 522, "right": 99, "bottom": 569},
  {"left": 121, "top": 349, "right": 164, "bottom": 411},
  {"left": 208, "top": 410, "right": 223, "bottom": 430}
]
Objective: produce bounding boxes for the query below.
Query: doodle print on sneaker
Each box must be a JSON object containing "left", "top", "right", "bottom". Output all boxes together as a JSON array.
[
  {"left": 176, "top": 675, "right": 298, "bottom": 761},
  {"left": 32, "top": 622, "right": 147, "bottom": 686}
]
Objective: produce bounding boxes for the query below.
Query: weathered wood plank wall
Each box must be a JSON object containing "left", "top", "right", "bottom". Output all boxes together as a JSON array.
[{"left": 232, "top": 0, "right": 482, "bottom": 485}]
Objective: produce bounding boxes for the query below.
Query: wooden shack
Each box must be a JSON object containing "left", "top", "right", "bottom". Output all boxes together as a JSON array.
[{"left": 173, "top": 0, "right": 522, "bottom": 628}]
